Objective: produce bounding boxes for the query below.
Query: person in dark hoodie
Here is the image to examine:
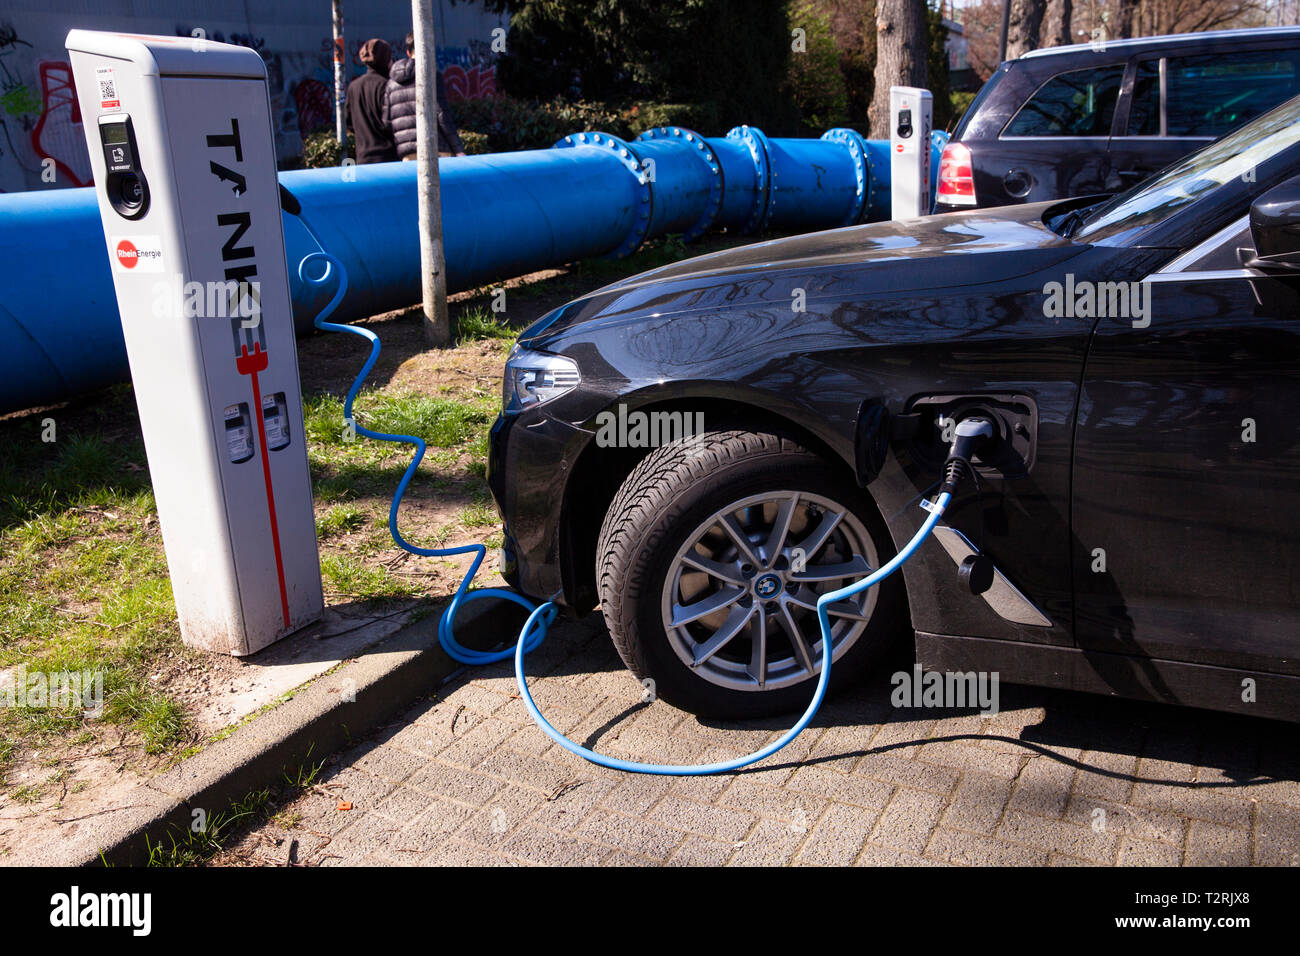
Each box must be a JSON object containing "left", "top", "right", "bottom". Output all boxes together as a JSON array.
[
  {"left": 346, "top": 38, "right": 398, "bottom": 164},
  {"left": 384, "top": 32, "right": 466, "bottom": 160}
]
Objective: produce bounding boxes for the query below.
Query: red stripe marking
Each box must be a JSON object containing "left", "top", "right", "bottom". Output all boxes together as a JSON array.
[{"left": 242, "top": 345, "right": 291, "bottom": 628}]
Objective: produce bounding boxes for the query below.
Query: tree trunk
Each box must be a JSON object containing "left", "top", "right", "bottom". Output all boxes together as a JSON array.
[
  {"left": 1042, "top": 0, "right": 1073, "bottom": 47},
  {"left": 869, "top": 0, "right": 927, "bottom": 138},
  {"left": 1006, "top": 0, "right": 1047, "bottom": 59},
  {"left": 413, "top": 0, "right": 450, "bottom": 347},
  {"left": 1115, "top": 0, "right": 1140, "bottom": 38}
]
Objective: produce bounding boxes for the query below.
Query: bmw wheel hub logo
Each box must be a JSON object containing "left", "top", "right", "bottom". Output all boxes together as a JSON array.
[{"left": 754, "top": 573, "right": 781, "bottom": 599}]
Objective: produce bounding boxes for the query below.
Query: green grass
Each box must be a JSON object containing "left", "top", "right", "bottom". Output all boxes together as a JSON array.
[
  {"left": 455, "top": 305, "right": 517, "bottom": 345},
  {"left": 319, "top": 553, "right": 420, "bottom": 600},
  {"left": 141, "top": 748, "right": 328, "bottom": 865},
  {"left": 0, "top": 402, "right": 151, "bottom": 532},
  {"left": 98, "top": 578, "right": 175, "bottom": 631},
  {"left": 456, "top": 500, "right": 499, "bottom": 530},
  {"left": 145, "top": 788, "right": 272, "bottom": 867},
  {"left": 282, "top": 746, "right": 324, "bottom": 790},
  {"left": 316, "top": 503, "right": 367, "bottom": 538},
  {"left": 104, "top": 681, "right": 187, "bottom": 754},
  {"left": 304, "top": 390, "right": 497, "bottom": 452},
  {"left": 0, "top": 405, "right": 191, "bottom": 774}
]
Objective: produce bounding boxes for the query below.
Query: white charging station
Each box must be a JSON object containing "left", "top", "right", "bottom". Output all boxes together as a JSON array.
[
  {"left": 890, "top": 86, "right": 933, "bottom": 220},
  {"left": 67, "top": 31, "right": 322, "bottom": 656}
]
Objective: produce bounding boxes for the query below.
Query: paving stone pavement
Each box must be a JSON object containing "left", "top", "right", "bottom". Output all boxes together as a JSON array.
[{"left": 219, "top": 615, "right": 1300, "bottom": 867}]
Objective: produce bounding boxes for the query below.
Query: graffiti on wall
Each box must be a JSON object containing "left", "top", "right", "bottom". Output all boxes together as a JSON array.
[
  {"left": 0, "top": 19, "right": 498, "bottom": 192},
  {"left": 0, "top": 22, "right": 50, "bottom": 188},
  {"left": 440, "top": 39, "right": 497, "bottom": 101},
  {"left": 170, "top": 27, "right": 499, "bottom": 148}
]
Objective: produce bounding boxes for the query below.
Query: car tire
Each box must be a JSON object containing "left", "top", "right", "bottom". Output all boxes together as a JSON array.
[{"left": 596, "top": 428, "right": 907, "bottom": 719}]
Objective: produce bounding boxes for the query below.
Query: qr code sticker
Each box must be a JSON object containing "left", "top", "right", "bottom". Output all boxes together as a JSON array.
[{"left": 96, "top": 68, "right": 119, "bottom": 108}]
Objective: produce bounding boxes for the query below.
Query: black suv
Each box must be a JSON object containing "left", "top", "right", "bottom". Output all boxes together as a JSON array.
[{"left": 934, "top": 26, "right": 1300, "bottom": 212}]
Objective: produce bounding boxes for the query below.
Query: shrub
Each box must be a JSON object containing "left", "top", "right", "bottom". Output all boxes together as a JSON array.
[
  {"left": 452, "top": 95, "right": 622, "bottom": 152},
  {"left": 949, "top": 91, "right": 978, "bottom": 130},
  {"left": 459, "top": 130, "right": 490, "bottom": 155},
  {"left": 624, "top": 102, "right": 723, "bottom": 136},
  {"left": 788, "top": 1, "right": 849, "bottom": 133},
  {"left": 928, "top": 3, "right": 956, "bottom": 132},
  {"left": 453, "top": 95, "right": 734, "bottom": 153},
  {"left": 302, "top": 130, "right": 354, "bottom": 168},
  {"left": 492, "top": 0, "right": 796, "bottom": 133}
]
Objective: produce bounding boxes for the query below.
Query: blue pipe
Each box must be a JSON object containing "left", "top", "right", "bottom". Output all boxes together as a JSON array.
[
  {"left": 0, "top": 125, "right": 946, "bottom": 415},
  {"left": 283, "top": 145, "right": 648, "bottom": 329},
  {"left": 0, "top": 188, "right": 128, "bottom": 411}
]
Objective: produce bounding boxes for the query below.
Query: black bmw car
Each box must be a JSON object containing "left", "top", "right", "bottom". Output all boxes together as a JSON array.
[{"left": 487, "top": 95, "right": 1300, "bottom": 722}]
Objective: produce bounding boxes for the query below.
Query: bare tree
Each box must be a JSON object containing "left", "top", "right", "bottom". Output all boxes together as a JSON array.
[
  {"left": 962, "top": 0, "right": 1264, "bottom": 83},
  {"left": 1140, "top": 0, "right": 1268, "bottom": 34},
  {"left": 1006, "top": 0, "right": 1048, "bottom": 57},
  {"left": 1042, "top": 0, "right": 1074, "bottom": 45},
  {"left": 1115, "top": 0, "right": 1140, "bottom": 36},
  {"left": 869, "top": 0, "right": 927, "bottom": 137}
]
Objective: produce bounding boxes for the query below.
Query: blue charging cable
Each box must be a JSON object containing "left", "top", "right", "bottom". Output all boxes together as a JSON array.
[
  {"left": 299, "top": 250, "right": 950, "bottom": 776},
  {"left": 298, "top": 252, "right": 553, "bottom": 665},
  {"left": 513, "top": 493, "right": 950, "bottom": 775}
]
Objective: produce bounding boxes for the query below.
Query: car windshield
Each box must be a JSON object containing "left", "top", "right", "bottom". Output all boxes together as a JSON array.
[{"left": 1073, "top": 93, "right": 1300, "bottom": 242}]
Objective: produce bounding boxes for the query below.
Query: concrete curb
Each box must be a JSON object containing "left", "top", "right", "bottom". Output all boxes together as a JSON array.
[{"left": 43, "top": 597, "right": 528, "bottom": 867}]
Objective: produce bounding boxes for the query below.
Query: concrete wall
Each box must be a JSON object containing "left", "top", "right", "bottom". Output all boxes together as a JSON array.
[{"left": 0, "top": 0, "right": 506, "bottom": 192}]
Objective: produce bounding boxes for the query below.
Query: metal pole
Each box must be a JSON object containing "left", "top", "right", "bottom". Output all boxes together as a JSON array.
[
  {"left": 413, "top": 0, "right": 451, "bottom": 346},
  {"left": 332, "top": 0, "right": 346, "bottom": 146},
  {"left": 998, "top": 0, "right": 1011, "bottom": 62}
]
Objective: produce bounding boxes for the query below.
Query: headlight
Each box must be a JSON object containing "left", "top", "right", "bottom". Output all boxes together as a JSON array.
[{"left": 502, "top": 347, "right": 581, "bottom": 411}]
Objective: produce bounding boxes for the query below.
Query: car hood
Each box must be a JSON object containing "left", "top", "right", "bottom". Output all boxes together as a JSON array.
[{"left": 521, "top": 201, "right": 1086, "bottom": 348}]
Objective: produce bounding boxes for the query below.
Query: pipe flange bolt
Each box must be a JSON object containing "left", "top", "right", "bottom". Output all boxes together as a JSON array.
[
  {"left": 555, "top": 131, "right": 653, "bottom": 257},
  {"left": 635, "top": 126, "right": 723, "bottom": 241},
  {"left": 821, "top": 128, "right": 871, "bottom": 226},
  {"left": 725, "top": 125, "right": 774, "bottom": 234}
]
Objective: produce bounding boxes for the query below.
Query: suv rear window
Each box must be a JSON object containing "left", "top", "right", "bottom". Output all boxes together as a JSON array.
[
  {"left": 1168, "top": 51, "right": 1300, "bottom": 136},
  {"left": 1003, "top": 65, "right": 1123, "bottom": 137},
  {"left": 1128, "top": 50, "right": 1300, "bottom": 137},
  {"left": 950, "top": 67, "right": 1005, "bottom": 139}
]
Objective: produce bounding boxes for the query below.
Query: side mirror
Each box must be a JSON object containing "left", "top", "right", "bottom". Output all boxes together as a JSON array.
[{"left": 1248, "top": 174, "right": 1300, "bottom": 272}]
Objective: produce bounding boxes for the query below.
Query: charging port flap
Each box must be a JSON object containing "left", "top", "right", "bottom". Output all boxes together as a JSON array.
[{"left": 904, "top": 393, "right": 1038, "bottom": 481}]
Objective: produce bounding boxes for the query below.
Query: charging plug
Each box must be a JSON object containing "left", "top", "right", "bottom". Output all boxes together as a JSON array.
[{"left": 939, "top": 416, "right": 995, "bottom": 495}]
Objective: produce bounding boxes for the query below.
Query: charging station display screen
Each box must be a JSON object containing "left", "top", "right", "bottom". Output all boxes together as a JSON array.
[{"left": 101, "top": 122, "right": 129, "bottom": 146}]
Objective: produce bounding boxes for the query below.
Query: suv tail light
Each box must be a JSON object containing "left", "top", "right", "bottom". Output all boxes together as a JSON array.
[{"left": 937, "top": 142, "right": 977, "bottom": 207}]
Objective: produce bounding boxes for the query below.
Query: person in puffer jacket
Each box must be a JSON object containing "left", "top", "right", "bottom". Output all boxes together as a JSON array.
[{"left": 384, "top": 32, "right": 467, "bottom": 159}]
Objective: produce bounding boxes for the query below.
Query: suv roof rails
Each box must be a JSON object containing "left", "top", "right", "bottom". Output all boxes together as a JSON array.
[{"left": 1019, "top": 26, "right": 1300, "bottom": 60}]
